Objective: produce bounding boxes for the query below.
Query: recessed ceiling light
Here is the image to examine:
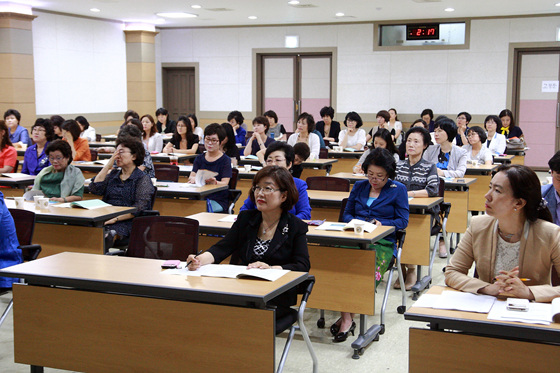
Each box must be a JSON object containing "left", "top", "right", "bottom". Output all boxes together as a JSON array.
[
  {"left": 90, "top": 8, "right": 101, "bottom": 13},
  {"left": 335, "top": 12, "right": 345, "bottom": 17},
  {"left": 444, "top": 8, "right": 455, "bottom": 12},
  {"left": 288, "top": 1, "right": 300, "bottom": 5},
  {"left": 248, "top": 16, "right": 257, "bottom": 20},
  {"left": 556, "top": 2, "right": 560, "bottom": 6},
  {"left": 156, "top": 12, "right": 198, "bottom": 19},
  {"left": 191, "top": 5, "right": 202, "bottom": 9}
]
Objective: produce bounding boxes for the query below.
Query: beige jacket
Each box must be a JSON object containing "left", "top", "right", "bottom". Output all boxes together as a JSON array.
[{"left": 445, "top": 215, "right": 560, "bottom": 303}]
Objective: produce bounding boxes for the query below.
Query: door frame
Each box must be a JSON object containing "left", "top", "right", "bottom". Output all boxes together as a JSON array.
[
  {"left": 161, "top": 62, "right": 200, "bottom": 116},
  {"left": 254, "top": 47, "right": 338, "bottom": 122}
]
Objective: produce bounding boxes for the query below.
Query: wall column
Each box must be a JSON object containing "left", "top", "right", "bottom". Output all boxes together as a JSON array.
[
  {"left": 0, "top": 12, "right": 37, "bottom": 127},
  {"left": 124, "top": 30, "right": 158, "bottom": 116}
]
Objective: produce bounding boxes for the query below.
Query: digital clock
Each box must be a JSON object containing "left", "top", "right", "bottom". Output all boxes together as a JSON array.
[{"left": 406, "top": 24, "right": 440, "bottom": 40}]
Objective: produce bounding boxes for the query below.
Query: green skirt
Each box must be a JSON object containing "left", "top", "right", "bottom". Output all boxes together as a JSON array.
[{"left": 369, "top": 239, "right": 394, "bottom": 287}]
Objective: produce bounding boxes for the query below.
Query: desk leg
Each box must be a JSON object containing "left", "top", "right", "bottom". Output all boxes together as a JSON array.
[{"left": 30, "top": 366, "right": 43, "bottom": 373}]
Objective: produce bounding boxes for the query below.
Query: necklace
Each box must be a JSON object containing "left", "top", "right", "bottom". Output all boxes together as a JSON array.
[
  {"left": 262, "top": 217, "right": 281, "bottom": 235},
  {"left": 498, "top": 228, "right": 518, "bottom": 241}
]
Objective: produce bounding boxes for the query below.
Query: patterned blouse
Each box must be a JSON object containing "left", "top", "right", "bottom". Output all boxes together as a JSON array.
[{"left": 252, "top": 237, "right": 271, "bottom": 260}]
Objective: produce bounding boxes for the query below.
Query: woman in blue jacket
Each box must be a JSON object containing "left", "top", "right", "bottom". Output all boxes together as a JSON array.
[{"left": 332, "top": 148, "right": 409, "bottom": 343}]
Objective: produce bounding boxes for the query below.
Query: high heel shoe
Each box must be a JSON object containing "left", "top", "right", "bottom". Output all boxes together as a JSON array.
[
  {"left": 330, "top": 318, "right": 341, "bottom": 336},
  {"left": 333, "top": 321, "right": 356, "bottom": 343}
]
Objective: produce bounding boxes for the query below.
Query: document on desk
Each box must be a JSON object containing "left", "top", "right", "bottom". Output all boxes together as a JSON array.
[
  {"left": 218, "top": 214, "right": 238, "bottom": 222},
  {"left": 315, "top": 219, "right": 377, "bottom": 233},
  {"left": 487, "top": 298, "right": 560, "bottom": 325},
  {"left": 163, "top": 264, "right": 290, "bottom": 281},
  {"left": 432, "top": 291, "right": 496, "bottom": 313}
]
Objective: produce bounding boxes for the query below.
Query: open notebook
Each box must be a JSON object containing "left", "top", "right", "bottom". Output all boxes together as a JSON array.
[{"left": 163, "top": 264, "right": 290, "bottom": 282}]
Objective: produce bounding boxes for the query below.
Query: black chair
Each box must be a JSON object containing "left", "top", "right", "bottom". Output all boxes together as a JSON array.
[
  {"left": 227, "top": 168, "right": 242, "bottom": 214},
  {"left": 276, "top": 275, "right": 318, "bottom": 373},
  {"left": 0, "top": 209, "right": 42, "bottom": 327},
  {"left": 319, "top": 147, "right": 328, "bottom": 159},
  {"left": 411, "top": 178, "right": 452, "bottom": 299},
  {"left": 96, "top": 134, "right": 102, "bottom": 142},
  {"left": 306, "top": 176, "right": 350, "bottom": 192},
  {"left": 154, "top": 164, "right": 179, "bottom": 182},
  {"left": 13, "top": 159, "right": 19, "bottom": 173},
  {"left": 90, "top": 148, "right": 98, "bottom": 161},
  {"left": 125, "top": 216, "right": 199, "bottom": 260}
]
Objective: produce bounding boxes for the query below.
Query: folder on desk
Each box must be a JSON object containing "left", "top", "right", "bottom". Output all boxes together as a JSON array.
[{"left": 69, "top": 199, "right": 111, "bottom": 210}]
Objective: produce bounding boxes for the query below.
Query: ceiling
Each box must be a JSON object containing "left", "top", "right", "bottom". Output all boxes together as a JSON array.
[{"left": 21, "top": 0, "right": 560, "bottom": 28}]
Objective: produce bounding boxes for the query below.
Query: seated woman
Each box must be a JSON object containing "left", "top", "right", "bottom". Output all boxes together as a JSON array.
[
  {"left": 89, "top": 137, "right": 155, "bottom": 247},
  {"left": 287, "top": 112, "right": 321, "bottom": 159},
  {"left": 241, "top": 141, "right": 311, "bottom": 220},
  {"left": 0, "top": 191, "right": 23, "bottom": 292},
  {"left": 543, "top": 151, "right": 560, "bottom": 226},
  {"left": 155, "top": 107, "right": 176, "bottom": 134},
  {"left": 244, "top": 116, "right": 275, "bottom": 156},
  {"left": 291, "top": 142, "right": 310, "bottom": 179},
  {"left": 22, "top": 118, "right": 55, "bottom": 175},
  {"left": 388, "top": 108, "right": 403, "bottom": 145},
  {"left": 141, "top": 114, "right": 163, "bottom": 153},
  {"left": 366, "top": 110, "right": 391, "bottom": 143},
  {"left": 455, "top": 112, "right": 471, "bottom": 147},
  {"left": 445, "top": 165, "right": 560, "bottom": 302},
  {"left": 50, "top": 115, "right": 64, "bottom": 140},
  {"left": 423, "top": 117, "right": 467, "bottom": 178},
  {"left": 332, "top": 148, "right": 409, "bottom": 342},
  {"left": 187, "top": 166, "right": 310, "bottom": 314},
  {"left": 228, "top": 111, "right": 247, "bottom": 146},
  {"left": 75, "top": 115, "right": 96, "bottom": 142},
  {"left": 315, "top": 106, "right": 340, "bottom": 143},
  {"left": 187, "top": 114, "right": 204, "bottom": 145},
  {"left": 162, "top": 115, "right": 199, "bottom": 155},
  {"left": 421, "top": 108, "right": 436, "bottom": 133},
  {"left": 264, "top": 110, "right": 286, "bottom": 141},
  {"left": 463, "top": 126, "right": 493, "bottom": 165},
  {"left": 499, "top": 109, "right": 523, "bottom": 139},
  {"left": 353, "top": 128, "right": 399, "bottom": 174},
  {"left": 189, "top": 123, "right": 232, "bottom": 213},
  {"left": 394, "top": 126, "right": 439, "bottom": 290},
  {"left": 220, "top": 122, "right": 240, "bottom": 167},
  {"left": 0, "top": 120, "right": 17, "bottom": 173},
  {"left": 340, "top": 111, "right": 367, "bottom": 151},
  {"left": 119, "top": 124, "right": 155, "bottom": 178},
  {"left": 4, "top": 108, "right": 30, "bottom": 148},
  {"left": 397, "top": 119, "right": 431, "bottom": 160},
  {"left": 31, "top": 140, "right": 84, "bottom": 202},
  {"left": 485, "top": 115, "right": 507, "bottom": 155},
  {"left": 61, "top": 119, "right": 91, "bottom": 161}
]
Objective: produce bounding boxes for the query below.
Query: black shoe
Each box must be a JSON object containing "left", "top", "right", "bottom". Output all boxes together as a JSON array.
[
  {"left": 333, "top": 321, "right": 356, "bottom": 343},
  {"left": 330, "top": 318, "right": 341, "bottom": 336}
]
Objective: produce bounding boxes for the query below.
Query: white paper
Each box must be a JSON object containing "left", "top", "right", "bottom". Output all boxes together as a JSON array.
[
  {"left": 487, "top": 300, "right": 552, "bottom": 325},
  {"left": 1, "top": 172, "right": 31, "bottom": 178},
  {"left": 432, "top": 290, "right": 496, "bottom": 313},
  {"left": 194, "top": 169, "right": 218, "bottom": 187},
  {"left": 315, "top": 222, "right": 348, "bottom": 231},
  {"left": 179, "top": 165, "right": 193, "bottom": 173},
  {"left": 412, "top": 294, "right": 439, "bottom": 308},
  {"left": 218, "top": 214, "right": 238, "bottom": 222},
  {"left": 542, "top": 80, "right": 559, "bottom": 93},
  {"left": 163, "top": 264, "right": 290, "bottom": 281}
]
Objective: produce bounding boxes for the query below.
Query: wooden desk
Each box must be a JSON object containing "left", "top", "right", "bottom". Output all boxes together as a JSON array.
[
  {"left": 328, "top": 172, "right": 366, "bottom": 183},
  {"left": 187, "top": 211, "right": 394, "bottom": 354},
  {"left": 0, "top": 175, "right": 35, "bottom": 196},
  {"left": 88, "top": 141, "right": 116, "bottom": 148},
  {"left": 1, "top": 252, "right": 308, "bottom": 372},
  {"left": 5, "top": 199, "right": 135, "bottom": 257},
  {"left": 238, "top": 157, "right": 337, "bottom": 174},
  {"left": 405, "top": 286, "right": 560, "bottom": 373},
  {"left": 327, "top": 150, "right": 364, "bottom": 174},
  {"left": 493, "top": 154, "right": 515, "bottom": 164},
  {"left": 443, "top": 177, "right": 476, "bottom": 235},
  {"left": 465, "top": 164, "right": 498, "bottom": 212},
  {"left": 505, "top": 149, "right": 526, "bottom": 165}
]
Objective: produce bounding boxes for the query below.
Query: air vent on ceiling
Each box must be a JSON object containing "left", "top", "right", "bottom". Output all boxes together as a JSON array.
[
  {"left": 206, "top": 8, "right": 234, "bottom": 12},
  {"left": 290, "top": 4, "right": 318, "bottom": 8}
]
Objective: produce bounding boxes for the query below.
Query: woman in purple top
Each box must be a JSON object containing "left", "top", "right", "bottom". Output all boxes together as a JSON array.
[{"left": 22, "top": 119, "right": 55, "bottom": 175}]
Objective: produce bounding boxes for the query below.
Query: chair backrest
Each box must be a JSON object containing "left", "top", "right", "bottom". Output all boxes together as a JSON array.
[
  {"left": 126, "top": 216, "right": 199, "bottom": 260},
  {"left": 14, "top": 159, "right": 19, "bottom": 173},
  {"left": 306, "top": 176, "right": 350, "bottom": 192},
  {"left": 229, "top": 168, "right": 239, "bottom": 189},
  {"left": 319, "top": 148, "right": 328, "bottom": 159},
  {"left": 8, "top": 209, "right": 35, "bottom": 246},
  {"left": 90, "top": 149, "right": 98, "bottom": 161},
  {"left": 96, "top": 134, "right": 102, "bottom": 142},
  {"left": 437, "top": 177, "right": 445, "bottom": 198},
  {"left": 154, "top": 164, "right": 179, "bottom": 182},
  {"left": 338, "top": 198, "right": 349, "bottom": 222}
]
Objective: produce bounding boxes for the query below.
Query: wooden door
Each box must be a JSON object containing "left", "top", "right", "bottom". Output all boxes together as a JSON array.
[{"left": 163, "top": 67, "right": 196, "bottom": 118}]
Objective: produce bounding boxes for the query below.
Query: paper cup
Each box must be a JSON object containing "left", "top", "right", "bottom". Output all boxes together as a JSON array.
[
  {"left": 21, "top": 143, "right": 28, "bottom": 151},
  {"left": 38, "top": 197, "right": 49, "bottom": 210},
  {"left": 354, "top": 221, "right": 365, "bottom": 235},
  {"left": 244, "top": 165, "right": 252, "bottom": 172},
  {"left": 334, "top": 146, "right": 343, "bottom": 152},
  {"left": 15, "top": 197, "right": 24, "bottom": 209},
  {"left": 151, "top": 177, "right": 157, "bottom": 186},
  {"left": 33, "top": 195, "right": 42, "bottom": 208}
]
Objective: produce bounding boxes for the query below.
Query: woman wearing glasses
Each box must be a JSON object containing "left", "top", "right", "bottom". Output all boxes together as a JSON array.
[
  {"left": 422, "top": 117, "right": 467, "bottom": 178},
  {"left": 462, "top": 126, "right": 493, "bottom": 166},
  {"left": 187, "top": 166, "right": 310, "bottom": 314},
  {"left": 332, "top": 148, "right": 409, "bottom": 343},
  {"left": 189, "top": 123, "right": 232, "bottom": 213},
  {"left": 31, "top": 140, "right": 85, "bottom": 202},
  {"left": 162, "top": 115, "right": 199, "bottom": 155},
  {"left": 22, "top": 118, "right": 55, "bottom": 175}
]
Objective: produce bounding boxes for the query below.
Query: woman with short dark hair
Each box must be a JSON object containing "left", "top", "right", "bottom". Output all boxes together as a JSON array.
[
  {"left": 332, "top": 148, "right": 409, "bottom": 342},
  {"left": 446, "top": 165, "right": 560, "bottom": 302},
  {"left": 366, "top": 110, "right": 392, "bottom": 143},
  {"left": 463, "top": 126, "right": 493, "bottom": 165},
  {"left": 287, "top": 112, "right": 320, "bottom": 159},
  {"left": 75, "top": 115, "right": 96, "bottom": 142},
  {"left": 340, "top": 111, "right": 367, "bottom": 151},
  {"left": 484, "top": 115, "right": 506, "bottom": 155},
  {"left": 155, "top": 107, "right": 177, "bottom": 134},
  {"left": 227, "top": 110, "right": 247, "bottom": 146},
  {"left": 89, "top": 136, "right": 154, "bottom": 246},
  {"left": 244, "top": 116, "right": 275, "bottom": 156},
  {"left": 422, "top": 117, "right": 467, "bottom": 178},
  {"left": 263, "top": 110, "right": 286, "bottom": 141},
  {"left": 31, "top": 140, "right": 85, "bottom": 202},
  {"left": 315, "top": 106, "right": 341, "bottom": 142},
  {"left": 3, "top": 108, "right": 30, "bottom": 147},
  {"left": 61, "top": 119, "right": 91, "bottom": 161},
  {"left": 22, "top": 118, "right": 55, "bottom": 175}
]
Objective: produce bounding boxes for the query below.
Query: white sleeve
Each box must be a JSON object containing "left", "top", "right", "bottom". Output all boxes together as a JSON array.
[
  {"left": 395, "top": 121, "right": 402, "bottom": 131},
  {"left": 155, "top": 133, "right": 164, "bottom": 153},
  {"left": 287, "top": 133, "right": 297, "bottom": 146},
  {"left": 356, "top": 129, "right": 366, "bottom": 149},
  {"left": 496, "top": 134, "right": 507, "bottom": 155},
  {"left": 309, "top": 133, "right": 320, "bottom": 158}
]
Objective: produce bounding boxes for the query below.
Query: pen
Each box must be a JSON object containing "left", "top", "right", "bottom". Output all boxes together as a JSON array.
[
  {"left": 185, "top": 250, "right": 203, "bottom": 269},
  {"left": 493, "top": 277, "right": 531, "bottom": 282}
]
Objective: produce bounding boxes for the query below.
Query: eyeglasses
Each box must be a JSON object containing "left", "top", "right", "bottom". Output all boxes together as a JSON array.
[
  {"left": 252, "top": 185, "right": 281, "bottom": 195},
  {"left": 366, "top": 173, "right": 386, "bottom": 182},
  {"left": 32, "top": 128, "right": 46, "bottom": 133},
  {"left": 266, "top": 158, "right": 286, "bottom": 165},
  {"left": 205, "top": 137, "right": 220, "bottom": 144},
  {"left": 48, "top": 156, "right": 65, "bottom": 162}
]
